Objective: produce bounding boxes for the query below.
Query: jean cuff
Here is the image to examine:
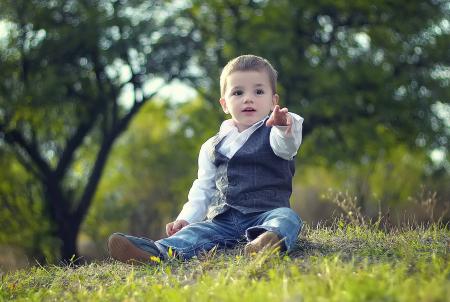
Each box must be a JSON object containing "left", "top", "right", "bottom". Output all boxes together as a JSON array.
[{"left": 154, "top": 242, "right": 169, "bottom": 260}]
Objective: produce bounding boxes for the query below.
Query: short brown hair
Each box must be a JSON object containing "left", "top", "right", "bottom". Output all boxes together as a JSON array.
[{"left": 220, "top": 55, "right": 278, "bottom": 97}]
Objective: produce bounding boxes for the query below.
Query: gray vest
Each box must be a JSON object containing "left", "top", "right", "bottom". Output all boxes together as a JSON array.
[{"left": 206, "top": 122, "right": 295, "bottom": 219}]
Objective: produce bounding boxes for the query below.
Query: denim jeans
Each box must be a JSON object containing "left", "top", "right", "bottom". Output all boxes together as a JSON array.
[
  {"left": 152, "top": 207, "right": 301, "bottom": 260},
  {"left": 119, "top": 207, "right": 301, "bottom": 260}
]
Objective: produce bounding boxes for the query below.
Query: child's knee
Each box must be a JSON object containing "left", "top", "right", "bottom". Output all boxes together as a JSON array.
[{"left": 272, "top": 207, "right": 301, "bottom": 221}]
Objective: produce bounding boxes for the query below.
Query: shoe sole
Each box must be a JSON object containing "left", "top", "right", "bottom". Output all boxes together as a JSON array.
[{"left": 108, "top": 234, "right": 153, "bottom": 264}]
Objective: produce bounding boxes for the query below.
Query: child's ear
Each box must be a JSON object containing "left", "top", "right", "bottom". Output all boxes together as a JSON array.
[
  {"left": 272, "top": 94, "right": 279, "bottom": 109},
  {"left": 219, "top": 98, "right": 229, "bottom": 114}
]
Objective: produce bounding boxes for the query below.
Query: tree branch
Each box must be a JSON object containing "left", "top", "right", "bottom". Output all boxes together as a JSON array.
[
  {"left": 54, "top": 116, "right": 99, "bottom": 179},
  {"left": 12, "top": 146, "right": 42, "bottom": 179},
  {"left": 73, "top": 89, "right": 160, "bottom": 223},
  {"left": 1, "top": 124, "right": 52, "bottom": 178}
]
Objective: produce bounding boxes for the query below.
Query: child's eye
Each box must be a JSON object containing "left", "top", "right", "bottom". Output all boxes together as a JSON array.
[
  {"left": 256, "top": 89, "right": 264, "bottom": 95},
  {"left": 232, "top": 90, "right": 243, "bottom": 96}
]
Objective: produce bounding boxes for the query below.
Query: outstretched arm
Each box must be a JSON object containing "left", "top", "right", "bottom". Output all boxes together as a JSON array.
[{"left": 172, "top": 137, "right": 217, "bottom": 234}]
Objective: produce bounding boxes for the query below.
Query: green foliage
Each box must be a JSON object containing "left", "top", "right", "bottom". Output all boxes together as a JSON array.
[
  {"left": 2, "top": 222, "right": 449, "bottom": 301},
  {"left": 184, "top": 0, "right": 450, "bottom": 164},
  {"left": 291, "top": 142, "right": 450, "bottom": 227},
  {"left": 0, "top": 150, "right": 57, "bottom": 262},
  {"left": 0, "top": 0, "right": 198, "bottom": 194},
  {"left": 297, "top": 143, "right": 428, "bottom": 203}
]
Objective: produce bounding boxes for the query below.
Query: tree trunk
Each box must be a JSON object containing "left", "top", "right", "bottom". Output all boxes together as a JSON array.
[
  {"left": 44, "top": 180, "right": 82, "bottom": 263},
  {"left": 57, "top": 217, "right": 81, "bottom": 263}
]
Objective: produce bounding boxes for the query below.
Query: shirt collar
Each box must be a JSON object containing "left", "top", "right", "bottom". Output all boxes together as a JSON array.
[{"left": 218, "top": 115, "right": 268, "bottom": 138}]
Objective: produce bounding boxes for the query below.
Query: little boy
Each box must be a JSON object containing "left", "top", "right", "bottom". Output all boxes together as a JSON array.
[{"left": 108, "top": 54, "right": 304, "bottom": 263}]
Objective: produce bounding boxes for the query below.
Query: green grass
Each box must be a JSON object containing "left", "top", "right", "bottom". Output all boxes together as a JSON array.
[{"left": 1, "top": 222, "right": 449, "bottom": 302}]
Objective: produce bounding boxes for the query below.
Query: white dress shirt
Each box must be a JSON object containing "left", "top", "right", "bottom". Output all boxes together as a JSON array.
[{"left": 176, "top": 112, "right": 304, "bottom": 223}]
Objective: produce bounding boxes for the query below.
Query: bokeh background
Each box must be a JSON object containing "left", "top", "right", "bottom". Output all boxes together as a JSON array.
[{"left": 0, "top": 0, "right": 449, "bottom": 270}]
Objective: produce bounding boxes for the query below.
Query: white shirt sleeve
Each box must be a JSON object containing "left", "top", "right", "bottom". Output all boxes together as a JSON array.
[
  {"left": 269, "top": 112, "right": 304, "bottom": 160},
  {"left": 176, "top": 138, "right": 217, "bottom": 223}
]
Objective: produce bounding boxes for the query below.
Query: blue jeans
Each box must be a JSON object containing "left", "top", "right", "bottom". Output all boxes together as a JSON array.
[{"left": 153, "top": 207, "right": 302, "bottom": 260}]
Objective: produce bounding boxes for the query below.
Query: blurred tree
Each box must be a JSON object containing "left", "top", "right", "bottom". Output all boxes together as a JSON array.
[
  {"left": 0, "top": 0, "right": 198, "bottom": 261},
  {"left": 183, "top": 0, "right": 449, "bottom": 165},
  {"left": 83, "top": 99, "right": 220, "bottom": 252}
]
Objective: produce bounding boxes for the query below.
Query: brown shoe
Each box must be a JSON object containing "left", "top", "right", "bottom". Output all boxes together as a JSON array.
[
  {"left": 244, "top": 231, "right": 284, "bottom": 255},
  {"left": 108, "top": 233, "right": 160, "bottom": 264}
]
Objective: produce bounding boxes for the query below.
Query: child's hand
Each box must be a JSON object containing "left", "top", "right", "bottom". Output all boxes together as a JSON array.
[
  {"left": 266, "top": 105, "right": 292, "bottom": 128},
  {"left": 166, "top": 219, "right": 189, "bottom": 236}
]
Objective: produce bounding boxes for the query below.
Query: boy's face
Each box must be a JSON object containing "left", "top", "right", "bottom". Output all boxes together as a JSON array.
[{"left": 220, "top": 70, "right": 279, "bottom": 132}]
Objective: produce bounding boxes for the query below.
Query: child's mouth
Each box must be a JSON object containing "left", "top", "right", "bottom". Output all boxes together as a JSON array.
[{"left": 242, "top": 107, "right": 256, "bottom": 112}]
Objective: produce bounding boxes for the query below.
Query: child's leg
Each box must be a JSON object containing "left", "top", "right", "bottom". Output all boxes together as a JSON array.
[
  {"left": 108, "top": 210, "right": 243, "bottom": 264},
  {"left": 157, "top": 214, "right": 241, "bottom": 260},
  {"left": 244, "top": 207, "right": 302, "bottom": 253}
]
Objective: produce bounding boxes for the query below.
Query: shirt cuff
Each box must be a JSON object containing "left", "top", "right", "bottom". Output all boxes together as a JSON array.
[
  {"left": 176, "top": 206, "right": 204, "bottom": 224},
  {"left": 272, "top": 112, "right": 302, "bottom": 137}
]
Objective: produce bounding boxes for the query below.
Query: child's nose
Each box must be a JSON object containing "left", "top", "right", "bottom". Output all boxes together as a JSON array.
[{"left": 243, "top": 94, "right": 254, "bottom": 103}]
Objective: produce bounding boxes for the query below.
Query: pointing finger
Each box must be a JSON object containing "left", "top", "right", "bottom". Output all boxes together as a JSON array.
[{"left": 166, "top": 223, "right": 172, "bottom": 236}]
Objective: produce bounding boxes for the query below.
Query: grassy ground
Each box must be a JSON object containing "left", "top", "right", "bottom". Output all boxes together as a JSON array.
[{"left": 1, "top": 221, "right": 449, "bottom": 302}]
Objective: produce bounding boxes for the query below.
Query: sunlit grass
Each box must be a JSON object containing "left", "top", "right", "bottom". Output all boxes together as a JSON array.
[{"left": 1, "top": 220, "right": 449, "bottom": 301}]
